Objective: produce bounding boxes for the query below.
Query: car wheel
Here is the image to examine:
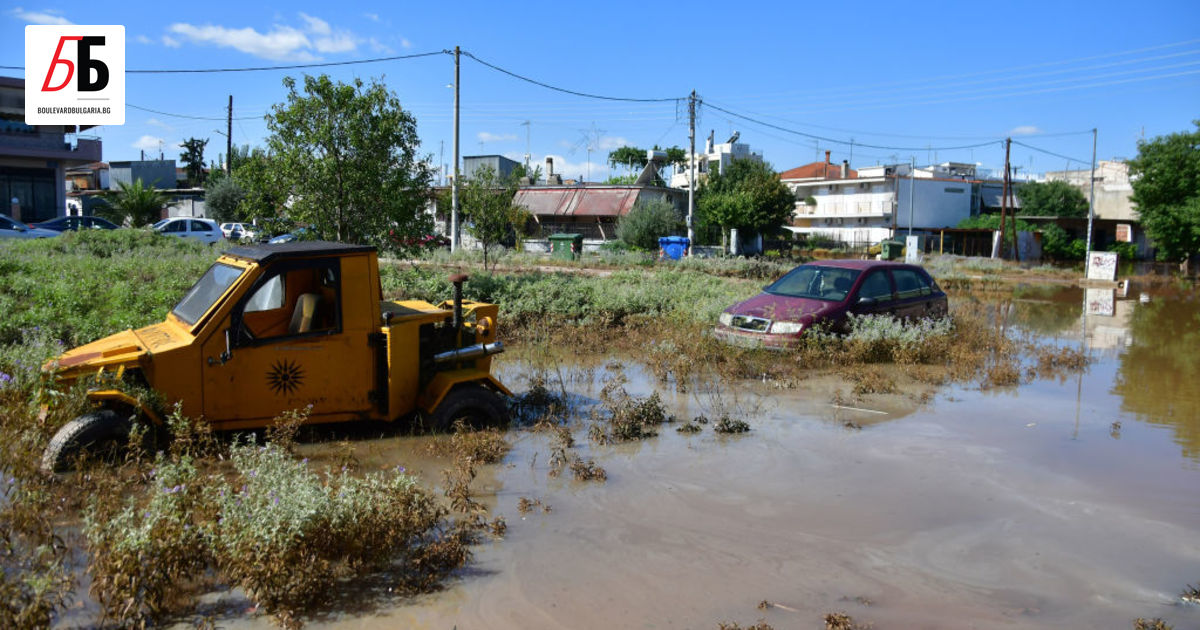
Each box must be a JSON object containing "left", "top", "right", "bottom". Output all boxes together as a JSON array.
[
  {"left": 424, "top": 383, "right": 508, "bottom": 433},
  {"left": 42, "top": 409, "right": 142, "bottom": 472}
]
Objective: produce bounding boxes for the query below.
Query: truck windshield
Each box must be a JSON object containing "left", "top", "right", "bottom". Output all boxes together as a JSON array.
[
  {"left": 764, "top": 265, "right": 861, "bottom": 302},
  {"left": 172, "top": 262, "right": 244, "bottom": 326}
]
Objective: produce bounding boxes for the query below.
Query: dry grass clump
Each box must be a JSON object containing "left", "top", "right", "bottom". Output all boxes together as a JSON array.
[
  {"left": 510, "top": 373, "right": 569, "bottom": 426},
  {"left": 516, "top": 497, "right": 551, "bottom": 514},
  {"left": 718, "top": 621, "right": 774, "bottom": 630},
  {"left": 712, "top": 416, "right": 751, "bottom": 434},
  {"left": 427, "top": 420, "right": 511, "bottom": 464},
  {"left": 842, "top": 365, "right": 898, "bottom": 396},
  {"left": 824, "top": 611, "right": 870, "bottom": 629},
  {"left": 588, "top": 374, "right": 672, "bottom": 444},
  {"left": 1133, "top": 618, "right": 1173, "bottom": 630},
  {"left": 547, "top": 425, "right": 607, "bottom": 483}
]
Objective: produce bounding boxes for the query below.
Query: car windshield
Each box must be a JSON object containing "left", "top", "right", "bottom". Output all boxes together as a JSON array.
[
  {"left": 152, "top": 219, "right": 169, "bottom": 230},
  {"left": 172, "top": 262, "right": 244, "bottom": 326},
  {"left": 764, "top": 265, "right": 861, "bottom": 302},
  {"left": 0, "top": 215, "right": 29, "bottom": 230}
]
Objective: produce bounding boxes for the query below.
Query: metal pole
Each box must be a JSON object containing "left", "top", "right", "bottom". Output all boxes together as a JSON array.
[
  {"left": 687, "top": 90, "right": 696, "bottom": 256},
  {"left": 450, "top": 46, "right": 461, "bottom": 252},
  {"left": 1085, "top": 127, "right": 1098, "bottom": 277},
  {"left": 225, "top": 95, "right": 232, "bottom": 176},
  {"left": 907, "top": 156, "right": 915, "bottom": 236}
]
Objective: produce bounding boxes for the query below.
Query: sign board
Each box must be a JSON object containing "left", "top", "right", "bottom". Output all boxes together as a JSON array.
[
  {"left": 1085, "top": 288, "right": 1115, "bottom": 317},
  {"left": 25, "top": 25, "right": 125, "bottom": 126},
  {"left": 1116, "top": 223, "right": 1133, "bottom": 243},
  {"left": 1087, "top": 251, "right": 1118, "bottom": 281}
]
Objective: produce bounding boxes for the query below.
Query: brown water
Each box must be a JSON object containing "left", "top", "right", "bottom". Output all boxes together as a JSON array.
[{"left": 190, "top": 286, "right": 1200, "bottom": 629}]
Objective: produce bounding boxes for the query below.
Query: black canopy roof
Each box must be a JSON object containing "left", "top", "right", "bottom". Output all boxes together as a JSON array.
[{"left": 224, "top": 241, "right": 376, "bottom": 263}]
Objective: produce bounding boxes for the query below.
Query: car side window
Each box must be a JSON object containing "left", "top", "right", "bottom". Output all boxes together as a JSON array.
[
  {"left": 0, "top": 217, "right": 16, "bottom": 230},
  {"left": 893, "top": 269, "right": 932, "bottom": 299},
  {"left": 858, "top": 270, "right": 894, "bottom": 301},
  {"left": 191, "top": 220, "right": 213, "bottom": 232},
  {"left": 163, "top": 220, "right": 187, "bottom": 233}
]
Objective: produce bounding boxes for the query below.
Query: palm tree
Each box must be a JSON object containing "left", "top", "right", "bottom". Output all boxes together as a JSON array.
[{"left": 101, "top": 179, "right": 170, "bottom": 227}]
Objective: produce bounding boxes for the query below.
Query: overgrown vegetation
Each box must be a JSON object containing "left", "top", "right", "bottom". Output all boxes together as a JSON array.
[{"left": 616, "top": 199, "right": 682, "bottom": 251}]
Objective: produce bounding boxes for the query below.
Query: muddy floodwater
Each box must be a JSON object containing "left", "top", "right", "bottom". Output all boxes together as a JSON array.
[{"left": 208, "top": 285, "right": 1199, "bottom": 629}]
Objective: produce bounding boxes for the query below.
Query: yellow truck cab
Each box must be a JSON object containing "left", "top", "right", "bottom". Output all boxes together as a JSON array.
[{"left": 44, "top": 241, "right": 510, "bottom": 471}]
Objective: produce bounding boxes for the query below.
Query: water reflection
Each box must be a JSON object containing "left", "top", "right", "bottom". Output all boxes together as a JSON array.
[{"left": 1112, "top": 294, "right": 1200, "bottom": 460}]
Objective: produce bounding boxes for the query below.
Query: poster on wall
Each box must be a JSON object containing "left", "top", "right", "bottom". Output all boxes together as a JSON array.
[{"left": 1087, "top": 251, "right": 1118, "bottom": 281}]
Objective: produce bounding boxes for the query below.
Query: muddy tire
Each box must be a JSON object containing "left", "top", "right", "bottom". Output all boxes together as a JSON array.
[
  {"left": 426, "top": 383, "right": 508, "bottom": 433},
  {"left": 42, "top": 410, "right": 133, "bottom": 473}
]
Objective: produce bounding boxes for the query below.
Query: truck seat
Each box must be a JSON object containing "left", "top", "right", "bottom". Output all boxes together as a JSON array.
[{"left": 289, "top": 293, "right": 322, "bottom": 334}]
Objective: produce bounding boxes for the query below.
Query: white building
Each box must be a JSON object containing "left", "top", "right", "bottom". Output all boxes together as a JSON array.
[
  {"left": 782, "top": 153, "right": 984, "bottom": 245},
  {"left": 669, "top": 130, "right": 764, "bottom": 190},
  {"left": 1045, "top": 160, "right": 1135, "bottom": 222}
]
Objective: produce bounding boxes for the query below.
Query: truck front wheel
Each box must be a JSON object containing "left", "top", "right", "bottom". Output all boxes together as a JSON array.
[
  {"left": 426, "top": 383, "right": 508, "bottom": 433},
  {"left": 42, "top": 410, "right": 135, "bottom": 473}
]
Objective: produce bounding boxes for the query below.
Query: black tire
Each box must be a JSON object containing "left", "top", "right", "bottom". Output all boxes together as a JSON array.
[
  {"left": 42, "top": 410, "right": 133, "bottom": 473},
  {"left": 425, "top": 383, "right": 509, "bottom": 433}
]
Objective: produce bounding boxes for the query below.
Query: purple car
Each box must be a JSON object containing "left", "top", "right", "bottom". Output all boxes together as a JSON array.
[{"left": 714, "top": 260, "right": 948, "bottom": 349}]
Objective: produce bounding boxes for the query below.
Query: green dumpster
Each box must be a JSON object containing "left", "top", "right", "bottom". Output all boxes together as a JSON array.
[
  {"left": 880, "top": 239, "right": 905, "bottom": 261},
  {"left": 548, "top": 233, "right": 583, "bottom": 261}
]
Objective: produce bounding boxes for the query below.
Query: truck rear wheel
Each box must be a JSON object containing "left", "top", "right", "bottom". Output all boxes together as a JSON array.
[
  {"left": 426, "top": 383, "right": 508, "bottom": 433},
  {"left": 42, "top": 410, "right": 134, "bottom": 473}
]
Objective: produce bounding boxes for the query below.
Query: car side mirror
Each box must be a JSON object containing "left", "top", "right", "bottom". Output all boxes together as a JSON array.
[{"left": 857, "top": 296, "right": 876, "bottom": 305}]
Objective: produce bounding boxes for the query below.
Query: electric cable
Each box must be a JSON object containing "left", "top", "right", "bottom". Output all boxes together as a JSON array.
[{"left": 460, "top": 51, "right": 684, "bottom": 103}]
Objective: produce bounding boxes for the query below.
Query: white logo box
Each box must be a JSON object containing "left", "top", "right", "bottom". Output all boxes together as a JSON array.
[{"left": 25, "top": 25, "right": 125, "bottom": 126}]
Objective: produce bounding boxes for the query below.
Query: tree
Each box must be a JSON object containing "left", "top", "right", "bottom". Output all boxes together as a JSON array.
[
  {"left": 957, "top": 214, "right": 1084, "bottom": 260},
  {"left": 696, "top": 159, "right": 795, "bottom": 250},
  {"left": 608, "top": 145, "right": 647, "bottom": 172},
  {"left": 460, "top": 165, "right": 529, "bottom": 271},
  {"left": 1016, "top": 180, "right": 1089, "bottom": 217},
  {"left": 100, "top": 179, "right": 170, "bottom": 227},
  {"left": 1128, "top": 121, "right": 1200, "bottom": 262},
  {"left": 205, "top": 176, "right": 245, "bottom": 224},
  {"left": 510, "top": 163, "right": 542, "bottom": 185},
  {"left": 616, "top": 199, "right": 680, "bottom": 250},
  {"left": 265, "top": 74, "right": 434, "bottom": 247},
  {"left": 231, "top": 148, "right": 285, "bottom": 224},
  {"left": 179, "top": 137, "right": 208, "bottom": 187}
]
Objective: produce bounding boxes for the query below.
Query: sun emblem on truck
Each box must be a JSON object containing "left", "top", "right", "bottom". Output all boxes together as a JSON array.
[{"left": 266, "top": 359, "right": 305, "bottom": 395}]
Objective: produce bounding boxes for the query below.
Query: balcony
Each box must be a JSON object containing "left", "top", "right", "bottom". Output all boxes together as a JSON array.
[
  {"left": 0, "top": 131, "right": 102, "bottom": 165},
  {"left": 794, "top": 198, "right": 895, "bottom": 219}
]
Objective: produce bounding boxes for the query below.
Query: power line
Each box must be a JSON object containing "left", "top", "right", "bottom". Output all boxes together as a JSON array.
[
  {"left": 460, "top": 51, "right": 684, "bottom": 103},
  {"left": 128, "top": 103, "right": 263, "bottom": 121},
  {"left": 0, "top": 50, "right": 450, "bottom": 74},
  {"left": 1010, "top": 140, "right": 1089, "bottom": 165},
  {"left": 702, "top": 101, "right": 1001, "bottom": 152}
]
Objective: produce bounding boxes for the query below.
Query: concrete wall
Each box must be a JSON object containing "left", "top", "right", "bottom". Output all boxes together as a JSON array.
[
  {"left": 109, "top": 160, "right": 177, "bottom": 189},
  {"left": 462, "top": 155, "right": 521, "bottom": 182}
]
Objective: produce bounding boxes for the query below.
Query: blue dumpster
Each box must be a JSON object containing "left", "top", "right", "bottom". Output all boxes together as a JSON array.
[{"left": 658, "top": 236, "right": 690, "bottom": 260}]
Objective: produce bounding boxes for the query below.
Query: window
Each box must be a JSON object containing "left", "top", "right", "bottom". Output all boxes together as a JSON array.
[
  {"left": 245, "top": 275, "right": 284, "bottom": 312},
  {"left": 857, "top": 270, "right": 894, "bottom": 301},
  {"left": 191, "top": 220, "right": 213, "bottom": 232},
  {"left": 236, "top": 260, "right": 341, "bottom": 343},
  {"left": 892, "top": 268, "right": 932, "bottom": 299},
  {"left": 162, "top": 220, "right": 187, "bottom": 233},
  {"left": 172, "top": 263, "right": 244, "bottom": 326},
  {"left": 944, "top": 187, "right": 965, "bottom": 193},
  {"left": 0, "top": 216, "right": 18, "bottom": 230},
  {"left": 765, "top": 265, "right": 861, "bottom": 302}
]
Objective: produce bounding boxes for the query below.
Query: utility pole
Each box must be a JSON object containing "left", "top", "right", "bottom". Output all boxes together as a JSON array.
[
  {"left": 521, "top": 120, "right": 531, "bottom": 172},
  {"left": 451, "top": 46, "right": 461, "bottom": 252},
  {"left": 995, "top": 137, "right": 1012, "bottom": 259},
  {"left": 1008, "top": 163, "right": 1020, "bottom": 262},
  {"left": 1085, "top": 128, "right": 1098, "bottom": 277},
  {"left": 226, "top": 95, "right": 233, "bottom": 176},
  {"left": 687, "top": 90, "right": 696, "bottom": 256}
]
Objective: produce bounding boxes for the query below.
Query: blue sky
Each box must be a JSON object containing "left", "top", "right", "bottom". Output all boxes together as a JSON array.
[{"left": 4, "top": 1, "right": 1198, "bottom": 181}]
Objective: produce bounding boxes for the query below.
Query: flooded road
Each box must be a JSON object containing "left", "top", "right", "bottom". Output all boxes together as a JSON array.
[{"left": 209, "top": 285, "right": 1200, "bottom": 629}]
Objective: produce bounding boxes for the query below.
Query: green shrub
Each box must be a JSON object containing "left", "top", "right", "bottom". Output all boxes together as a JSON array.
[{"left": 615, "top": 199, "right": 681, "bottom": 250}]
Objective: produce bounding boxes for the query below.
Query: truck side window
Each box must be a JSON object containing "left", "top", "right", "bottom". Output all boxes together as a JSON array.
[
  {"left": 245, "top": 275, "right": 284, "bottom": 313},
  {"left": 238, "top": 261, "right": 340, "bottom": 342}
]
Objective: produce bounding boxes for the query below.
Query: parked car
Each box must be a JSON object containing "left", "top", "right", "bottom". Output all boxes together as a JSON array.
[
  {"left": 268, "top": 226, "right": 314, "bottom": 244},
  {"left": 154, "top": 217, "right": 223, "bottom": 244},
  {"left": 0, "top": 215, "right": 61, "bottom": 239},
  {"left": 219, "top": 222, "right": 258, "bottom": 240},
  {"left": 33, "top": 215, "right": 120, "bottom": 232},
  {"left": 714, "top": 260, "right": 948, "bottom": 349}
]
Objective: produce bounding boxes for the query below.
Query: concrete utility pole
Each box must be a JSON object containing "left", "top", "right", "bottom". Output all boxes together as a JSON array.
[
  {"left": 907, "top": 156, "right": 915, "bottom": 237},
  {"left": 451, "top": 46, "right": 461, "bottom": 252},
  {"left": 226, "top": 95, "right": 233, "bottom": 176},
  {"left": 996, "top": 137, "right": 1012, "bottom": 259},
  {"left": 1085, "top": 128, "right": 1098, "bottom": 277},
  {"left": 687, "top": 90, "right": 696, "bottom": 256}
]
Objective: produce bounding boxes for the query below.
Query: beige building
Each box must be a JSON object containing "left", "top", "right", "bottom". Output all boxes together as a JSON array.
[{"left": 1045, "top": 160, "right": 1136, "bottom": 222}]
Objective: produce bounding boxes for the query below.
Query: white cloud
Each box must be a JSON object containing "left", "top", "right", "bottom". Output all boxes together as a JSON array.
[
  {"left": 367, "top": 37, "right": 393, "bottom": 54},
  {"left": 133, "top": 135, "right": 165, "bottom": 153},
  {"left": 135, "top": 34, "right": 153, "bottom": 45},
  {"left": 167, "top": 23, "right": 317, "bottom": 61},
  {"left": 298, "top": 12, "right": 330, "bottom": 35},
  {"left": 314, "top": 32, "right": 357, "bottom": 54},
  {"left": 539, "top": 153, "right": 611, "bottom": 182},
  {"left": 161, "top": 35, "right": 181, "bottom": 48},
  {"left": 478, "top": 132, "right": 517, "bottom": 143},
  {"left": 598, "top": 136, "right": 630, "bottom": 151},
  {"left": 1010, "top": 125, "right": 1042, "bottom": 136},
  {"left": 399, "top": 37, "right": 412, "bottom": 49},
  {"left": 9, "top": 7, "right": 72, "bottom": 25},
  {"left": 146, "top": 117, "right": 173, "bottom": 131},
  {"left": 363, "top": 13, "right": 380, "bottom": 22}
]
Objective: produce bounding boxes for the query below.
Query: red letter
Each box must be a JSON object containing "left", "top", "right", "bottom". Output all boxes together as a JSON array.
[{"left": 41, "top": 36, "right": 81, "bottom": 92}]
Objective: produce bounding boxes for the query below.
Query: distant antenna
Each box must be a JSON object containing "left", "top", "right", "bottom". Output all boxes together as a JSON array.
[
  {"left": 569, "top": 122, "right": 605, "bottom": 182},
  {"left": 521, "top": 120, "right": 531, "bottom": 170}
]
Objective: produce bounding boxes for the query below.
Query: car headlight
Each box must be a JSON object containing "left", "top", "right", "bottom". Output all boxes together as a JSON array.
[
  {"left": 718, "top": 312, "right": 734, "bottom": 327},
  {"left": 769, "top": 321, "right": 804, "bottom": 334}
]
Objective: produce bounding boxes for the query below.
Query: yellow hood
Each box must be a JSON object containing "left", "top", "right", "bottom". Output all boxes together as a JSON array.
[{"left": 47, "top": 321, "right": 190, "bottom": 379}]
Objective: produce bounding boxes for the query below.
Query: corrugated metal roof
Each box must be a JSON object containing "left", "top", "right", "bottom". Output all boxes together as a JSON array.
[{"left": 514, "top": 188, "right": 641, "bottom": 218}]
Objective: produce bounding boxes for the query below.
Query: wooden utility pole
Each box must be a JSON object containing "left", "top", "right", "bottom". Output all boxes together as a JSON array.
[
  {"left": 1008, "top": 162, "right": 1020, "bottom": 261},
  {"left": 226, "top": 95, "right": 233, "bottom": 176},
  {"left": 451, "top": 46, "right": 461, "bottom": 252},
  {"left": 995, "top": 137, "right": 1012, "bottom": 258}
]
